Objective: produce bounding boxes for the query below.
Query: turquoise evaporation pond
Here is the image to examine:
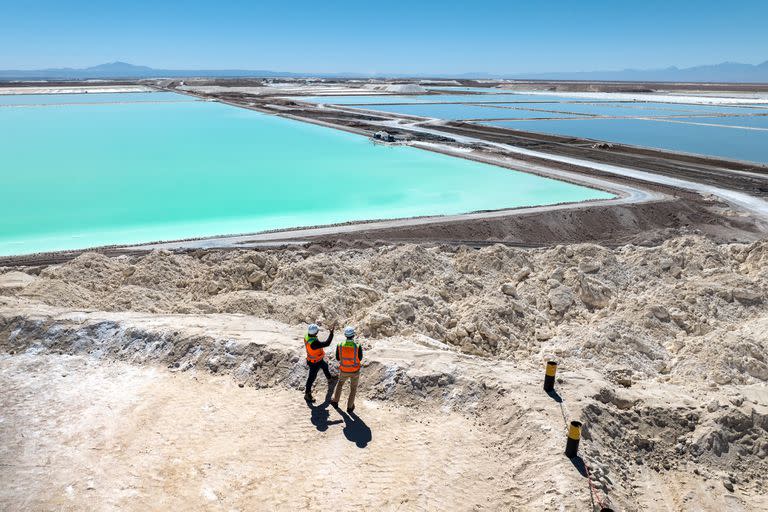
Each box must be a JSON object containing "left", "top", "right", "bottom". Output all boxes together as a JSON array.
[
  {"left": 0, "top": 95, "right": 613, "bottom": 256},
  {"left": 294, "top": 93, "right": 616, "bottom": 105},
  {"left": 0, "top": 92, "right": 193, "bottom": 106},
  {"left": 350, "top": 103, "right": 581, "bottom": 120},
  {"left": 484, "top": 118, "right": 768, "bottom": 164}
]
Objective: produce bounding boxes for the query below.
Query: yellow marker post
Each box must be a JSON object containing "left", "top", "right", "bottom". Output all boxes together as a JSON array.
[
  {"left": 565, "top": 420, "right": 582, "bottom": 458},
  {"left": 544, "top": 361, "right": 557, "bottom": 392}
]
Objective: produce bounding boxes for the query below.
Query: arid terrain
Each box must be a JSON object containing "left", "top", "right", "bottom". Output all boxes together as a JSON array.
[
  {"left": 2, "top": 235, "right": 767, "bottom": 511},
  {"left": 3, "top": 78, "right": 768, "bottom": 511}
]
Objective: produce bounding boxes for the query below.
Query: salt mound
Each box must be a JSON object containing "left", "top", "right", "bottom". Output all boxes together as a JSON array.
[{"left": 384, "top": 84, "right": 426, "bottom": 94}]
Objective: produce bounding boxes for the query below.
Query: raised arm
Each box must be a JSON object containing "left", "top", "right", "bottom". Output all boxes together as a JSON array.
[{"left": 309, "top": 321, "right": 336, "bottom": 349}]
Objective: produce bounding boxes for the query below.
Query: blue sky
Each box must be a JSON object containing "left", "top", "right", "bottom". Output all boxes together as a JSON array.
[{"left": 1, "top": 0, "right": 766, "bottom": 73}]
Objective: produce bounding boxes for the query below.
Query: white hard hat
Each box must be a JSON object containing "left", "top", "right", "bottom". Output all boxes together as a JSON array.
[
  {"left": 307, "top": 324, "right": 319, "bottom": 335},
  {"left": 344, "top": 326, "right": 356, "bottom": 338}
]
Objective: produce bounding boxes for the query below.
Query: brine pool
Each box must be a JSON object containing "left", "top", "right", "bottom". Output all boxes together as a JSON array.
[
  {"left": 0, "top": 92, "right": 612, "bottom": 256},
  {"left": 296, "top": 93, "right": 768, "bottom": 165},
  {"left": 485, "top": 118, "right": 768, "bottom": 164}
]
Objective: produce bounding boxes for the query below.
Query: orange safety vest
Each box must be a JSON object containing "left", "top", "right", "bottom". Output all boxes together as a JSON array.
[
  {"left": 305, "top": 334, "right": 324, "bottom": 363},
  {"left": 338, "top": 340, "right": 361, "bottom": 373}
]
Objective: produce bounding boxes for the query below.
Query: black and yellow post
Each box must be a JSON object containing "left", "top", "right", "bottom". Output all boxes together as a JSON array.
[
  {"left": 543, "top": 361, "right": 557, "bottom": 392},
  {"left": 565, "top": 420, "right": 582, "bottom": 458}
]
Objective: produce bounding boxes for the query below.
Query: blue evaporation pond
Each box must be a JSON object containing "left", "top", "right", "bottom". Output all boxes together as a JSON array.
[
  {"left": 0, "top": 92, "right": 193, "bottom": 106},
  {"left": 659, "top": 104, "right": 768, "bottom": 115},
  {"left": 492, "top": 102, "right": 682, "bottom": 118},
  {"left": 0, "top": 96, "right": 613, "bottom": 255},
  {"left": 351, "top": 103, "right": 581, "bottom": 120},
  {"left": 500, "top": 102, "right": 758, "bottom": 118},
  {"left": 483, "top": 118, "right": 768, "bottom": 164},
  {"left": 660, "top": 116, "right": 768, "bottom": 129}
]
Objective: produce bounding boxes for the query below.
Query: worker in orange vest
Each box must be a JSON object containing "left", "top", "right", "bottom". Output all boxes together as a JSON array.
[
  {"left": 331, "top": 326, "right": 363, "bottom": 413},
  {"left": 304, "top": 321, "right": 336, "bottom": 403}
]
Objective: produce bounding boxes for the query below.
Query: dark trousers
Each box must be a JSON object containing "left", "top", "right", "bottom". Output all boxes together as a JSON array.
[{"left": 305, "top": 359, "right": 332, "bottom": 394}]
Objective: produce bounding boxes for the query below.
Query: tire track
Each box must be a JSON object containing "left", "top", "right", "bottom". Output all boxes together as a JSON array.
[{"left": 1, "top": 355, "right": 526, "bottom": 511}]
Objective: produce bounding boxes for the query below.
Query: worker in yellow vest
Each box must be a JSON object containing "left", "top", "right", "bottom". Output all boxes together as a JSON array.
[
  {"left": 331, "top": 326, "right": 363, "bottom": 413},
  {"left": 304, "top": 321, "right": 336, "bottom": 403}
]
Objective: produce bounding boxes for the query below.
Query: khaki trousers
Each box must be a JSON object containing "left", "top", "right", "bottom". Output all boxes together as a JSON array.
[{"left": 332, "top": 370, "right": 360, "bottom": 409}]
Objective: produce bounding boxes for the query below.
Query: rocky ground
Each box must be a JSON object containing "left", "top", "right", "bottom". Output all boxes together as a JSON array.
[
  {"left": 7, "top": 236, "right": 768, "bottom": 383},
  {"left": 1, "top": 235, "right": 767, "bottom": 510}
]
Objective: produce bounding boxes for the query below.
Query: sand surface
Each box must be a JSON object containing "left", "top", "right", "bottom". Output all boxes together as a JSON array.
[
  {"left": 2, "top": 236, "right": 768, "bottom": 510},
  {"left": 1, "top": 353, "right": 572, "bottom": 511}
]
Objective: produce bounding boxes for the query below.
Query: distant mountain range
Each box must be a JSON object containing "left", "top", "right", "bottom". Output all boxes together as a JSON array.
[
  {"left": 512, "top": 61, "right": 768, "bottom": 83},
  {"left": 0, "top": 62, "right": 306, "bottom": 80},
  {"left": 1, "top": 60, "right": 767, "bottom": 83}
]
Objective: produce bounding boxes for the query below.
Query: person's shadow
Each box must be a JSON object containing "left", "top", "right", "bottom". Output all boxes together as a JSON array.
[
  {"left": 334, "top": 406, "right": 372, "bottom": 448},
  {"left": 307, "top": 379, "right": 343, "bottom": 432}
]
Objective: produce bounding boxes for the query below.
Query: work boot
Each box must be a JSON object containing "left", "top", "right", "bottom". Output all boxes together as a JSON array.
[{"left": 305, "top": 393, "right": 315, "bottom": 403}]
